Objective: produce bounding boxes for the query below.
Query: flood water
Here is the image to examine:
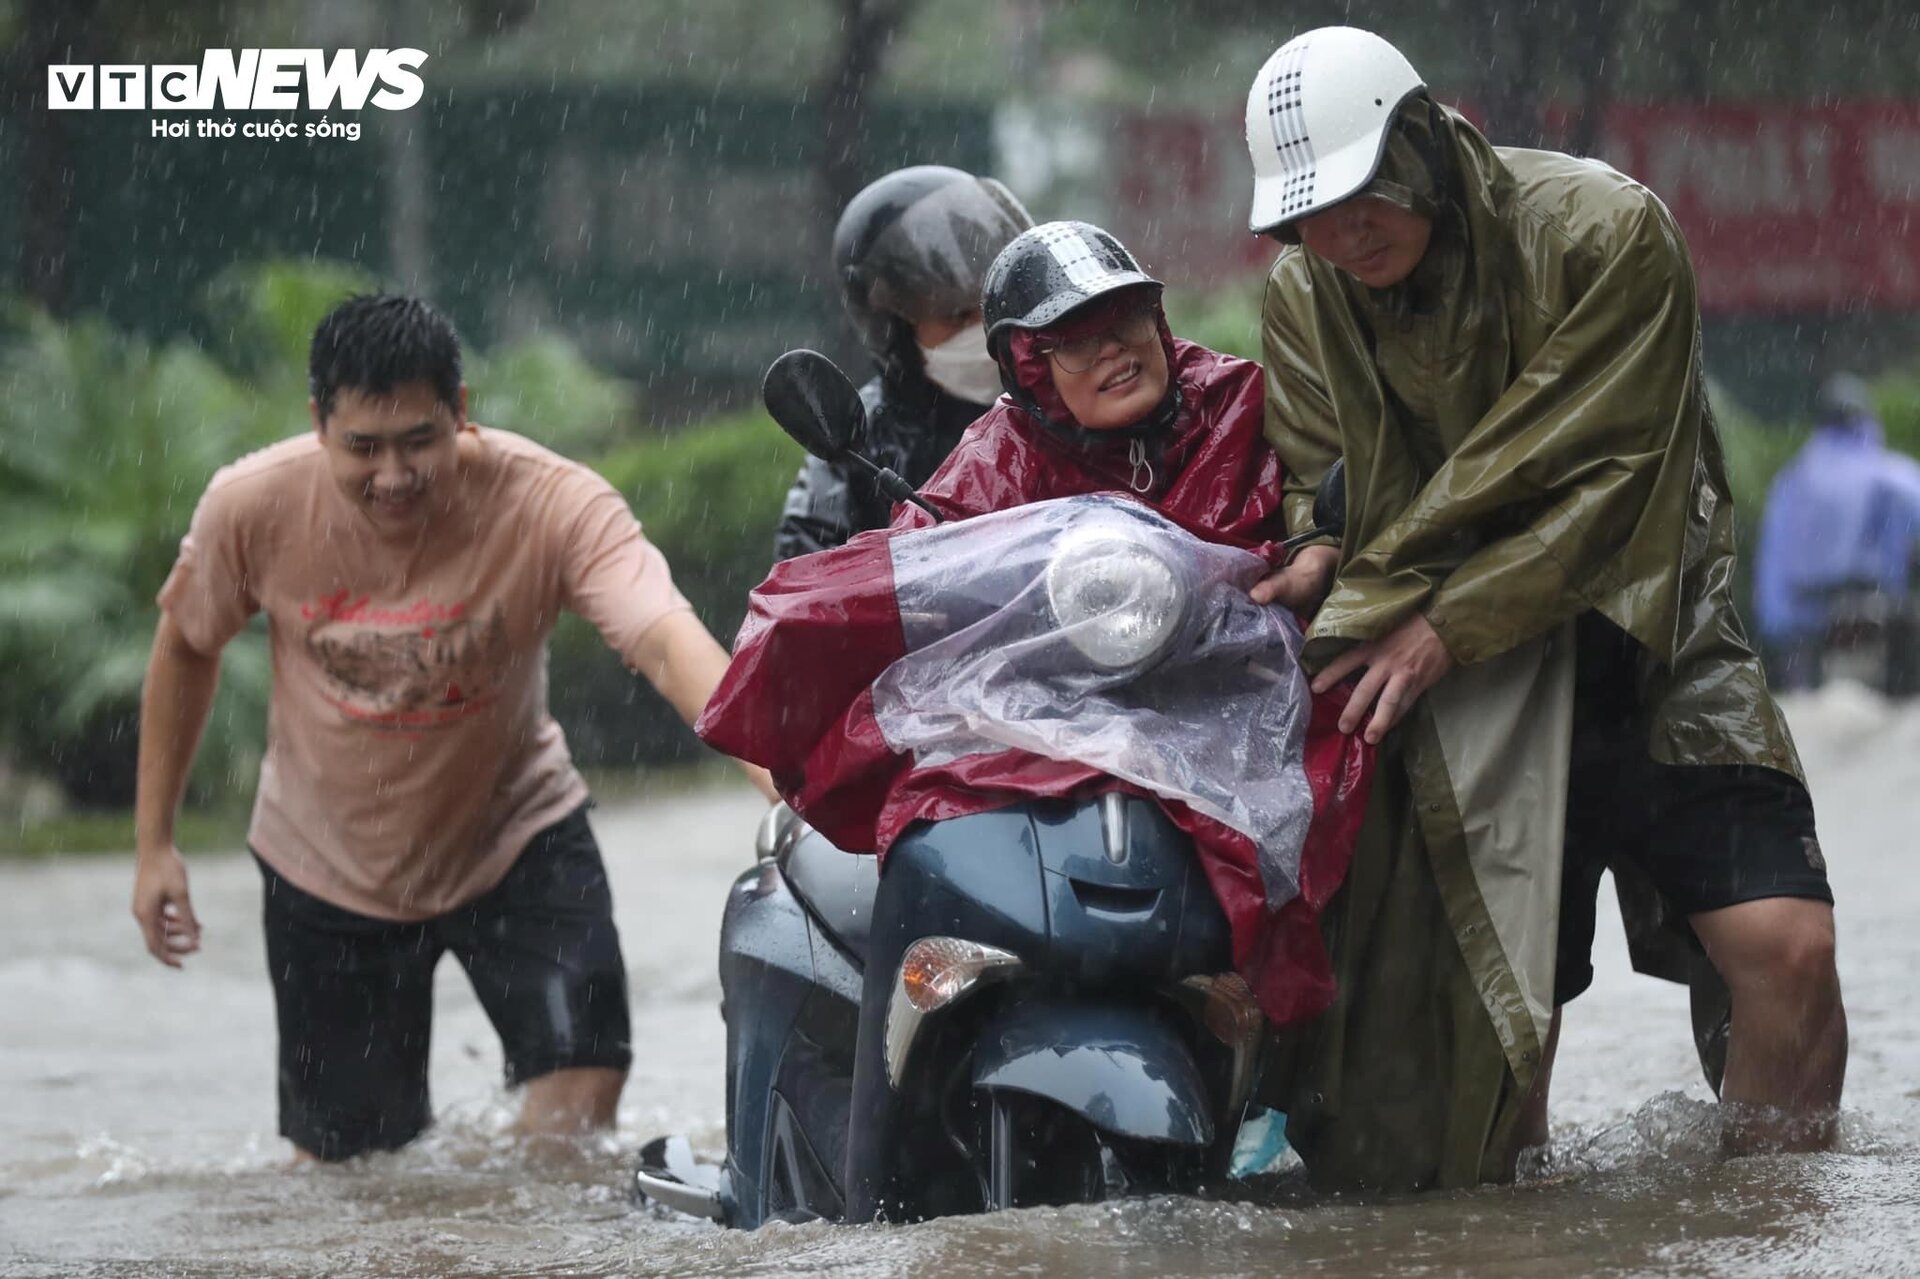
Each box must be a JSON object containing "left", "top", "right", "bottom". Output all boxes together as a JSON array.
[{"left": 4, "top": 686, "right": 1919, "bottom": 1277}]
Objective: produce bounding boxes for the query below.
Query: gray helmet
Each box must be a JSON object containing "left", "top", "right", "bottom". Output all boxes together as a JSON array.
[
  {"left": 1817, "top": 373, "right": 1875, "bottom": 424},
  {"left": 832, "top": 166, "right": 1032, "bottom": 382}
]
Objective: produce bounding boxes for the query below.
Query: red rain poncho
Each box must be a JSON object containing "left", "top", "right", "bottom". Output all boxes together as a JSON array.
[{"left": 698, "top": 337, "right": 1374, "bottom": 1024}]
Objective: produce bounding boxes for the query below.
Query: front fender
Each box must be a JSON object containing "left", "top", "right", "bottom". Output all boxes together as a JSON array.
[{"left": 971, "top": 995, "right": 1214, "bottom": 1146}]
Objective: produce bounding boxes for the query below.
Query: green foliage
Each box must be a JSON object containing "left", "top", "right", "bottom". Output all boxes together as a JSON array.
[
  {"left": 205, "top": 258, "right": 385, "bottom": 387},
  {"left": 1873, "top": 367, "right": 1920, "bottom": 460},
  {"left": 203, "top": 259, "right": 641, "bottom": 454},
  {"left": 1711, "top": 380, "right": 1810, "bottom": 518},
  {"left": 468, "top": 336, "right": 638, "bottom": 457},
  {"left": 0, "top": 802, "right": 252, "bottom": 858},
  {"left": 598, "top": 409, "right": 806, "bottom": 627},
  {"left": 0, "top": 310, "right": 275, "bottom": 806},
  {"left": 1164, "top": 284, "right": 1263, "bottom": 364}
]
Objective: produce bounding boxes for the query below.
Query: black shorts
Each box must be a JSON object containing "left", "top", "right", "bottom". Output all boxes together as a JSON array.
[
  {"left": 257, "top": 803, "right": 631, "bottom": 1160},
  {"left": 1554, "top": 616, "right": 1833, "bottom": 1007}
]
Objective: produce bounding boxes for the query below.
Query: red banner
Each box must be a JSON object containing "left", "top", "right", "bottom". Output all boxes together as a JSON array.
[{"left": 1113, "top": 101, "right": 1920, "bottom": 313}]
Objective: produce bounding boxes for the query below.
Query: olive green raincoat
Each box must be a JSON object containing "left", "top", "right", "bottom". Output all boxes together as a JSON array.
[{"left": 1258, "top": 100, "right": 1801, "bottom": 1190}]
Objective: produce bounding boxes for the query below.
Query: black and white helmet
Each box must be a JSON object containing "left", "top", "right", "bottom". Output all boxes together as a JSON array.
[{"left": 981, "top": 221, "right": 1162, "bottom": 355}]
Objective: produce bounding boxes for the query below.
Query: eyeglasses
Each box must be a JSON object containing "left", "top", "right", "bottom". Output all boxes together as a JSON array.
[{"left": 1037, "top": 308, "right": 1159, "bottom": 374}]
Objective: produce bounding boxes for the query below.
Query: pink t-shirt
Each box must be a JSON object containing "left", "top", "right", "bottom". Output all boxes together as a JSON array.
[{"left": 158, "top": 426, "right": 691, "bottom": 920}]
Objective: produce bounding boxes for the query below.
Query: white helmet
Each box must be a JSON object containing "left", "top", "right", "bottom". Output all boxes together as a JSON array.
[{"left": 1244, "top": 27, "right": 1426, "bottom": 235}]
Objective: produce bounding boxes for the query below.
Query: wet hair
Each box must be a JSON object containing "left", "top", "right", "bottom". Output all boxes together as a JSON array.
[{"left": 308, "top": 294, "right": 463, "bottom": 422}]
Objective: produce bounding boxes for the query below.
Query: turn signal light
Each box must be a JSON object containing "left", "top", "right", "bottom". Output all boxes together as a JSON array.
[
  {"left": 1182, "top": 972, "right": 1264, "bottom": 1046},
  {"left": 884, "top": 937, "right": 1024, "bottom": 1088},
  {"left": 899, "top": 937, "right": 1023, "bottom": 1013}
]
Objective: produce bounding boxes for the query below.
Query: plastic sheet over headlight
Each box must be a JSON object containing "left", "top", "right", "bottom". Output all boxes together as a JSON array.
[{"left": 1044, "top": 528, "right": 1188, "bottom": 669}]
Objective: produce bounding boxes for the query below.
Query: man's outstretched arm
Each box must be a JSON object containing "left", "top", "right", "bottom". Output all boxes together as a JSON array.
[
  {"left": 132, "top": 612, "right": 223, "bottom": 967},
  {"left": 631, "top": 609, "right": 778, "bottom": 801}
]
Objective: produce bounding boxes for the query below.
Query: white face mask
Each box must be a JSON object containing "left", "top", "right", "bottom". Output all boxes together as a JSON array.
[{"left": 918, "top": 323, "right": 1004, "bottom": 406}]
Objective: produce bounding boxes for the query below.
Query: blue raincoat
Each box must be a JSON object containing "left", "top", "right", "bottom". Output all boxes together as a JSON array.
[{"left": 1753, "top": 416, "right": 1920, "bottom": 644}]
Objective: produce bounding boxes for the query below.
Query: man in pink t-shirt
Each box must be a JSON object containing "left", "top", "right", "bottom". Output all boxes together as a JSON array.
[{"left": 132, "top": 293, "right": 774, "bottom": 1161}]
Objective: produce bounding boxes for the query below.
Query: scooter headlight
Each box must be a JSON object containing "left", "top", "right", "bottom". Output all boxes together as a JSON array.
[
  {"left": 1044, "top": 528, "right": 1189, "bottom": 670},
  {"left": 884, "top": 937, "right": 1023, "bottom": 1088}
]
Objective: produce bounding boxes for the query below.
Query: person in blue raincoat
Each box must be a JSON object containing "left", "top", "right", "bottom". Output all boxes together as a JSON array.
[{"left": 1754, "top": 374, "right": 1920, "bottom": 689}]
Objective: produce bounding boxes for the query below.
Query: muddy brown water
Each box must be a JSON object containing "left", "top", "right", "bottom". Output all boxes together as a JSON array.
[{"left": 4, "top": 687, "right": 1918, "bottom": 1277}]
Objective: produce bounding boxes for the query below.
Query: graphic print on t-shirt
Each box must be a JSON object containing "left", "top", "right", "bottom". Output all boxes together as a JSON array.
[{"left": 301, "top": 590, "right": 511, "bottom": 730}]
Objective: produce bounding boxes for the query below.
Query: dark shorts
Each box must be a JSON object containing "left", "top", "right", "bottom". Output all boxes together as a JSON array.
[
  {"left": 1555, "top": 616, "right": 1834, "bottom": 1007},
  {"left": 257, "top": 803, "right": 631, "bottom": 1160}
]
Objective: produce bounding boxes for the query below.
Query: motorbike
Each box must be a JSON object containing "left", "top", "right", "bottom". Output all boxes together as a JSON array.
[
  {"left": 1810, "top": 575, "right": 1920, "bottom": 698},
  {"left": 634, "top": 351, "right": 1345, "bottom": 1226}
]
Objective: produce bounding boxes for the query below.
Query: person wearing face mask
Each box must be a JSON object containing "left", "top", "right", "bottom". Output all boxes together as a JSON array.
[
  {"left": 772, "top": 166, "right": 1032, "bottom": 560},
  {"left": 1240, "top": 27, "right": 1845, "bottom": 1190}
]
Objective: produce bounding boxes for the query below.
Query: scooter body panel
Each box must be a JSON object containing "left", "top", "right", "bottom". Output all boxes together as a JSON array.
[
  {"left": 718, "top": 862, "right": 858, "bottom": 1228},
  {"left": 706, "top": 793, "right": 1238, "bottom": 1227}
]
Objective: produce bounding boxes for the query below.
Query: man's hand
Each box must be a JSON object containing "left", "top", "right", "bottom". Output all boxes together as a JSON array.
[
  {"left": 744, "top": 762, "right": 779, "bottom": 804},
  {"left": 132, "top": 846, "right": 202, "bottom": 968},
  {"left": 1251, "top": 544, "right": 1340, "bottom": 610},
  {"left": 134, "top": 613, "right": 221, "bottom": 969},
  {"left": 1312, "top": 611, "right": 1456, "bottom": 744}
]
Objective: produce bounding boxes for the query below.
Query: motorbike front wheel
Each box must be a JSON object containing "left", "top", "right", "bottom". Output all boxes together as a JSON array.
[{"left": 980, "top": 1089, "right": 1209, "bottom": 1210}]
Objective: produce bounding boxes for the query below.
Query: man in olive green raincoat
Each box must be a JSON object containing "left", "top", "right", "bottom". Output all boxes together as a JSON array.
[{"left": 1240, "top": 26, "right": 1847, "bottom": 1190}]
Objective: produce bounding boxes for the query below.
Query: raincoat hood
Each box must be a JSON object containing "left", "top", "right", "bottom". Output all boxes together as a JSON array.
[{"left": 910, "top": 337, "right": 1289, "bottom": 556}]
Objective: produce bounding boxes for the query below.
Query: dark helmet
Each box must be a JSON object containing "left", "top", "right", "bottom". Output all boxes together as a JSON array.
[
  {"left": 981, "top": 221, "right": 1163, "bottom": 360},
  {"left": 833, "top": 166, "right": 1032, "bottom": 380}
]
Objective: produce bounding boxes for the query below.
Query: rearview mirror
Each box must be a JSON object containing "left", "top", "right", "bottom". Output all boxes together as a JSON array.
[
  {"left": 1311, "top": 457, "right": 1346, "bottom": 540},
  {"left": 760, "top": 348, "right": 945, "bottom": 527},
  {"left": 762, "top": 349, "right": 867, "bottom": 462},
  {"left": 1275, "top": 458, "right": 1347, "bottom": 561}
]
